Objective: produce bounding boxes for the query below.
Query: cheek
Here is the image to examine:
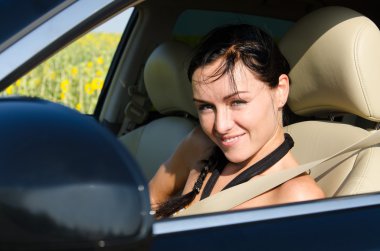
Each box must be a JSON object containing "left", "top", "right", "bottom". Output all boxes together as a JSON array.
[
  {"left": 237, "top": 104, "right": 267, "bottom": 125},
  {"left": 254, "top": 95, "right": 276, "bottom": 120},
  {"left": 198, "top": 114, "right": 214, "bottom": 136},
  {"left": 236, "top": 99, "right": 276, "bottom": 132}
]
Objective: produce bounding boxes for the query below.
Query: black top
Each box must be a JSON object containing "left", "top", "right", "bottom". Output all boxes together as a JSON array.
[{"left": 200, "top": 133, "right": 294, "bottom": 200}]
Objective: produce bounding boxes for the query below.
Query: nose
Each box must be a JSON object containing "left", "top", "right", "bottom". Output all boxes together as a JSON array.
[{"left": 214, "top": 107, "right": 234, "bottom": 134}]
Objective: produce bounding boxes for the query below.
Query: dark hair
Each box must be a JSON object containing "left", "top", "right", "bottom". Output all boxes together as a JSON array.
[
  {"left": 154, "top": 147, "right": 225, "bottom": 218},
  {"left": 155, "top": 24, "right": 290, "bottom": 218},
  {"left": 188, "top": 23, "right": 290, "bottom": 89}
]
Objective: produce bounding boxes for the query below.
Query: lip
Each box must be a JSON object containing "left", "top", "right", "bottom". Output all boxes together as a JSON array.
[{"left": 218, "top": 133, "right": 245, "bottom": 147}]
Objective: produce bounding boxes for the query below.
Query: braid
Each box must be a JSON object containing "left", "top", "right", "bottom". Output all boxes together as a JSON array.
[
  {"left": 154, "top": 190, "right": 198, "bottom": 219},
  {"left": 154, "top": 147, "right": 223, "bottom": 218}
]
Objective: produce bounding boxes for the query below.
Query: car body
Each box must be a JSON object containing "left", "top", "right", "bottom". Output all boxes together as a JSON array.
[{"left": 1, "top": 0, "right": 380, "bottom": 250}]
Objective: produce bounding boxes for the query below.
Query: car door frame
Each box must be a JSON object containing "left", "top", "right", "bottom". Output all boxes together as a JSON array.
[
  {"left": 152, "top": 192, "right": 380, "bottom": 250},
  {"left": 0, "top": 0, "right": 141, "bottom": 89}
]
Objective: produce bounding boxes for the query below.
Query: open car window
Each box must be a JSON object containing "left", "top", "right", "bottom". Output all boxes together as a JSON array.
[{"left": 1, "top": 8, "right": 133, "bottom": 114}]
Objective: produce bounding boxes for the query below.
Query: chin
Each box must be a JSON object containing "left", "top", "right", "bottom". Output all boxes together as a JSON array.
[{"left": 224, "top": 152, "right": 249, "bottom": 164}]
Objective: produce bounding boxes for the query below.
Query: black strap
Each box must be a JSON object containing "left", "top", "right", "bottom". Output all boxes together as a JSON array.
[
  {"left": 200, "top": 133, "right": 294, "bottom": 200},
  {"left": 193, "top": 163, "right": 210, "bottom": 193},
  {"left": 199, "top": 159, "right": 225, "bottom": 198}
]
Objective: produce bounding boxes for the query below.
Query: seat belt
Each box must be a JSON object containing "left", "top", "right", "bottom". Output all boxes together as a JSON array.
[
  {"left": 118, "top": 70, "right": 152, "bottom": 137},
  {"left": 174, "top": 129, "right": 380, "bottom": 217},
  {"left": 118, "top": 86, "right": 151, "bottom": 136}
]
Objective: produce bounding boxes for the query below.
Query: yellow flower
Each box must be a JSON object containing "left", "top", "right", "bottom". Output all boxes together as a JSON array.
[
  {"left": 95, "top": 69, "right": 103, "bottom": 77},
  {"left": 60, "top": 92, "right": 66, "bottom": 100},
  {"left": 85, "top": 83, "right": 94, "bottom": 95},
  {"left": 75, "top": 103, "right": 82, "bottom": 111},
  {"left": 5, "top": 85, "right": 14, "bottom": 95},
  {"left": 16, "top": 79, "right": 22, "bottom": 87},
  {"left": 71, "top": 67, "right": 79, "bottom": 77},
  {"left": 87, "top": 61, "right": 94, "bottom": 68},
  {"left": 33, "top": 78, "right": 41, "bottom": 86},
  {"left": 91, "top": 78, "right": 104, "bottom": 90},
  {"left": 97, "top": 57, "right": 104, "bottom": 65},
  {"left": 86, "top": 33, "right": 94, "bottom": 40},
  {"left": 60, "top": 79, "right": 70, "bottom": 93}
]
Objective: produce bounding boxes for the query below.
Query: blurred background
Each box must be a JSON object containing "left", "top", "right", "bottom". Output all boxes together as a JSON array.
[{"left": 1, "top": 8, "right": 133, "bottom": 114}]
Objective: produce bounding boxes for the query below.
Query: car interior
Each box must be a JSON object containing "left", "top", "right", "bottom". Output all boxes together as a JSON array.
[
  {"left": 119, "top": 40, "right": 197, "bottom": 179},
  {"left": 3, "top": 1, "right": 380, "bottom": 249},
  {"left": 280, "top": 6, "right": 380, "bottom": 197},
  {"left": 99, "top": 0, "right": 380, "bottom": 215}
]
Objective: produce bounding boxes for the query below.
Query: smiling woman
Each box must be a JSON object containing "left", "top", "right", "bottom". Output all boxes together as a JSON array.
[{"left": 150, "top": 24, "right": 324, "bottom": 218}]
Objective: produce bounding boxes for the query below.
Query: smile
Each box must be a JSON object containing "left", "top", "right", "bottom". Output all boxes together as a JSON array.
[{"left": 220, "top": 133, "right": 245, "bottom": 146}]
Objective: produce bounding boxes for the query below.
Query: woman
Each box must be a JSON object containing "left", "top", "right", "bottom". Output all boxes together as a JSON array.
[{"left": 149, "top": 24, "right": 324, "bottom": 218}]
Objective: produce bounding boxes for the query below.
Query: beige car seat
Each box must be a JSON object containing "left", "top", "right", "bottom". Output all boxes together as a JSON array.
[
  {"left": 279, "top": 6, "right": 380, "bottom": 197},
  {"left": 119, "top": 41, "right": 197, "bottom": 180}
]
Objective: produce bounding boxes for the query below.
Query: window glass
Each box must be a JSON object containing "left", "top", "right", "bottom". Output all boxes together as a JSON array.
[
  {"left": 0, "top": 0, "right": 64, "bottom": 45},
  {"left": 172, "top": 9, "right": 293, "bottom": 46},
  {"left": 1, "top": 8, "right": 133, "bottom": 114}
]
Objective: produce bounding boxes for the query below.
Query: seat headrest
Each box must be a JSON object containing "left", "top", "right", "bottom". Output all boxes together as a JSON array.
[
  {"left": 279, "top": 6, "right": 380, "bottom": 122},
  {"left": 144, "top": 40, "right": 197, "bottom": 117}
]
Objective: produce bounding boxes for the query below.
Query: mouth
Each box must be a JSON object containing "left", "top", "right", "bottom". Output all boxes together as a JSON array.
[{"left": 219, "top": 133, "right": 245, "bottom": 147}]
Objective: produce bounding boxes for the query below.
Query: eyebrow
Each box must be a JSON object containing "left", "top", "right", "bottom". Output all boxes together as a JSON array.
[{"left": 193, "top": 91, "right": 249, "bottom": 103}]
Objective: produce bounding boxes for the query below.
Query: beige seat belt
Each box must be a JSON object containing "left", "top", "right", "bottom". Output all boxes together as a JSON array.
[{"left": 174, "top": 129, "right": 380, "bottom": 217}]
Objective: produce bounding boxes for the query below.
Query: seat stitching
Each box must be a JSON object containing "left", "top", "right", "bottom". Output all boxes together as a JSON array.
[
  {"left": 333, "top": 150, "right": 361, "bottom": 196},
  {"left": 334, "top": 147, "right": 371, "bottom": 196},
  {"left": 352, "top": 147, "right": 373, "bottom": 194},
  {"left": 354, "top": 21, "right": 372, "bottom": 117}
]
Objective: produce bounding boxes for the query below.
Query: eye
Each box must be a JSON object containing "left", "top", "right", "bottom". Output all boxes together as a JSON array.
[
  {"left": 231, "top": 99, "right": 247, "bottom": 107},
  {"left": 197, "top": 103, "right": 214, "bottom": 111}
]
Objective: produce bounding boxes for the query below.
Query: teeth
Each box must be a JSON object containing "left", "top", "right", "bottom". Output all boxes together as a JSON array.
[{"left": 223, "top": 136, "right": 239, "bottom": 143}]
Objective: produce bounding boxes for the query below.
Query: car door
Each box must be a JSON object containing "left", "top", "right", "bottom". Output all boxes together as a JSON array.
[
  {"left": 0, "top": 1, "right": 154, "bottom": 250},
  {"left": 152, "top": 193, "right": 380, "bottom": 250}
]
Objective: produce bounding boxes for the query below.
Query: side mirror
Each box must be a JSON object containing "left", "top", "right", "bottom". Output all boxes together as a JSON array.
[{"left": 0, "top": 98, "right": 152, "bottom": 250}]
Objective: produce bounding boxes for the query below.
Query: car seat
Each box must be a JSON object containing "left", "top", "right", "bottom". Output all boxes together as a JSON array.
[
  {"left": 119, "top": 40, "right": 198, "bottom": 180},
  {"left": 279, "top": 6, "right": 380, "bottom": 197}
]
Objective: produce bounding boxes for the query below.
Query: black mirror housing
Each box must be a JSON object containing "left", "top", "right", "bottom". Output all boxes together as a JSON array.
[{"left": 0, "top": 98, "right": 152, "bottom": 250}]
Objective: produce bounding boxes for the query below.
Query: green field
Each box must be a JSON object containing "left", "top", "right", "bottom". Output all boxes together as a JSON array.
[{"left": 1, "top": 32, "right": 121, "bottom": 114}]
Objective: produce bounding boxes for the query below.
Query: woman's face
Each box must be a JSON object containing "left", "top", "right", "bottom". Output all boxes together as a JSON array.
[{"left": 192, "top": 59, "right": 288, "bottom": 165}]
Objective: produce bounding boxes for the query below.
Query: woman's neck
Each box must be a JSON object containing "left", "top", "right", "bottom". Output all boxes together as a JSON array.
[
  {"left": 225, "top": 127, "right": 287, "bottom": 174},
  {"left": 199, "top": 132, "right": 295, "bottom": 200}
]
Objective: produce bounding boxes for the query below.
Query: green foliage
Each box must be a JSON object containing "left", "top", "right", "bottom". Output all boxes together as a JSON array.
[{"left": 1, "top": 32, "right": 121, "bottom": 114}]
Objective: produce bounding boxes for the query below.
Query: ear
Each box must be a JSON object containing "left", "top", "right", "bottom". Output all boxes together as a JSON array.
[{"left": 274, "top": 74, "right": 290, "bottom": 109}]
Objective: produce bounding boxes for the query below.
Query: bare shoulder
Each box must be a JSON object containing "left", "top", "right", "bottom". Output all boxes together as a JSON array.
[
  {"left": 185, "top": 127, "right": 214, "bottom": 149},
  {"left": 149, "top": 127, "right": 214, "bottom": 206},
  {"left": 181, "top": 127, "right": 215, "bottom": 167},
  {"left": 275, "top": 174, "right": 325, "bottom": 203}
]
